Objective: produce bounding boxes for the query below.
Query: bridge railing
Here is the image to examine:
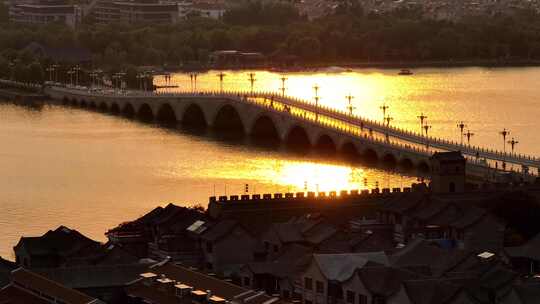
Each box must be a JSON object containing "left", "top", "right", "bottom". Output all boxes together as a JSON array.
[{"left": 51, "top": 85, "right": 540, "bottom": 168}]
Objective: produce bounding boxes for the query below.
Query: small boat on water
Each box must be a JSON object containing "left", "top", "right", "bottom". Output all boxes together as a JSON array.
[{"left": 398, "top": 69, "right": 414, "bottom": 75}]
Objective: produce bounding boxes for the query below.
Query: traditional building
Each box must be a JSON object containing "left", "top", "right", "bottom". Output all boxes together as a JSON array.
[
  {"left": 126, "top": 261, "right": 290, "bottom": 304},
  {"left": 0, "top": 268, "right": 105, "bottom": 304},
  {"left": 430, "top": 151, "right": 466, "bottom": 194},
  {"left": 13, "top": 226, "right": 102, "bottom": 269}
]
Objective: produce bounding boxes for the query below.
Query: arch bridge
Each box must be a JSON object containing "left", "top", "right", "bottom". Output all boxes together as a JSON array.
[{"left": 45, "top": 86, "right": 540, "bottom": 180}]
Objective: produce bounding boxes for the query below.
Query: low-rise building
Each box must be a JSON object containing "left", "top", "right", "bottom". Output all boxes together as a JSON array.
[
  {"left": 93, "top": 0, "right": 178, "bottom": 24},
  {"left": 0, "top": 267, "right": 105, "bottom": 304},
  {"left": 0, "top": 257, "right": 16, "bottom": 288},
  {"left": 126, "top": 261, "right": 289, "bottom": 304},
  {"left": 7, "top": 0, "right": 81, "bottom": 28},
  {"left": 13, "top": 226, "right": 102, "bottom": 269}
]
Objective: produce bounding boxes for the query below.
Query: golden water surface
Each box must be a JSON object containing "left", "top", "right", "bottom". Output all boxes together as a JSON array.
[{"left": 1, "top": 67, "right": 539, "bottom": 259}]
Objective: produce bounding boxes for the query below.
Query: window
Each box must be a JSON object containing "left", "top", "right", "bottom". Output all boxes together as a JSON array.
[
  {"left": 243, "top": 277, "right": 251, "bottom": 286},
  {"left": 358, "top": 294, "right": 367, "bottom": 304},
  {"left": 346, "top": 291, "right": 355, "bottom": 303},
  {"left": 372, "top": 296, "right": 386, "bottom": 304},
  {"left": 316, "top": 281, "right": 324, "bottom": 293},
  {"left": 206, "top": 242, "right": 213, "bottom": 253},
  {"left": 304, "top": 277, "right": 313, "bottom": 290}
]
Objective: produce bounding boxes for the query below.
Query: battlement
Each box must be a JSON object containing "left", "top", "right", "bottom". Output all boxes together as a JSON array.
[{"left": 208, "top": 187, "right": 417, "bottom": 204}]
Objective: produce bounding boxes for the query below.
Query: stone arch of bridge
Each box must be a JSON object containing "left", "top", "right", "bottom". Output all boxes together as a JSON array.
[
  {"left": 88, "top": 101, "right": 96, "bottom": 109},
  {"left": 137, "top": 103, "right": 154, "bottom": 121},
  {"left": 315, "top": 133, "right": 337, "bottom": 154},
  {"left": 340, "top": 141, "right": 361, "bottom": 159},
  {"left": 156, "top": 103, "right": 178, "bottom": 123},
  {"left": 181, "top": 103, "right": 208, "bottom": 128},
  {"left": 70, "top": 98, "right": 78, "bottom": 106},
  {"left": 212, "top": 103, "right": 245, "bottom": 134},
  {"left": 98, "top": 102, "right": 108, "bottom": 112},
  {"left": 123, "top": 103, "right": 136, "bottom": 118},
  {"left": 382, "top": 152, "right": 398, "bottom": 167},
  {"left": 80, "top": 99, "right": 88, "bottom": 108},
  {"left": 399, "top": 157, "right": 415, "bottom": 170},
  {"left": 110, "top": 102, "right": 120, "bottom": 114},
  {"left": 247, "top": 111, "right": 283, "bottom": 143},
  {"left": 285, "top": 124, "right": 312, "bottom": 150},
  {"left": 362, "top": 147, "right": 379, "bottom": 163},
  {"left": 62, "top": 96, "right": 69, "bottom": 105}
]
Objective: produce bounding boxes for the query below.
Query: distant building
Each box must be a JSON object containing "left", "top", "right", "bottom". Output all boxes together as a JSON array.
[
  {"left": 210, "top": 50, "right": 266, "bottom": 67},
  {"left": 7, "top": 0, "right": 81, "bottom": 28},
  {"left": 188, "top": 2, "right": 225, "bottom": 19},
  {"left": 92, "top": 0, "right": 178, "bottom": 24},
  {"left": 13, "top": 226, "right": 102, "bottom": 269},
  {"left": 0, "top": 268, "right": 105, "bottom": 304}
]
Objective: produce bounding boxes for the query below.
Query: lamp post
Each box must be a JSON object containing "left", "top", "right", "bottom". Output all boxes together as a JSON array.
[
  {"left": 346, "top": 94, "right": 355, "bottom": 116},
  {"left": 313, "top": 84, "right": 320, "bottom": 121},
  {"left": 499, "top": 128, "right": 510, "bottom": 153},
  {"left": 380, "top": 104, "right": 389, "bottom": 122},
  {"left": 248, "top": 72, "right": 256, "bottom": 94},
  {"left": 385, "top": 115, "right": 393, "bottom": 127},
  {"left": 67, "top": 69, "right": 75, "bottom": 86},
  {"left": 52, "top": 64, "right": 60, "bottom": 82},
  {"left": 508, "top": 137, "right": 518, "bottom": 155},
  {"left": 73, "top": 65, "right": 81, "bottom": 87},
  {"left": 218, "top": 72, "right": 226, "bottom": 93},
  {"left": 457, "top": 121, "right": 466, "bottom": 144},
  {"left": 423, "top": 124, "right": 431, "bottom": 150},
  {"left": 417, "top": 113, "right": 427, "bottom": 133},
  {"left": 46, "top": 65, "right": 55, "bottom": 82},
  {"left": 280, "top": 76, "right": 287, "bottom": 97},
  {"left": 464, "top": 130, "right": 474, "bottom": 145}
]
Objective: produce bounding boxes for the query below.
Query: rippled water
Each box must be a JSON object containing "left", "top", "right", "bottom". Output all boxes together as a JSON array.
[{"left": 1, "top": 67, "right": 539, "bottom": 259}]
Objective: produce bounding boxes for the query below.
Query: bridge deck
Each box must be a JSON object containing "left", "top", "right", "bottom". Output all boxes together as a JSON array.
[{"left": 44, "top": 84, "right": 540, "bottom": 177}]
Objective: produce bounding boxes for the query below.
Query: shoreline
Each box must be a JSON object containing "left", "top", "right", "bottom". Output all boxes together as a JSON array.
[{"left": 166, "top": 59, "right": 540, "bottom": 73}]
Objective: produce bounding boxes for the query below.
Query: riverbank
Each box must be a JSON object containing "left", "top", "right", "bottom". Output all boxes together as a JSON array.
[{"left": 165, "top": 59, "right": 540, "bottom": 73}]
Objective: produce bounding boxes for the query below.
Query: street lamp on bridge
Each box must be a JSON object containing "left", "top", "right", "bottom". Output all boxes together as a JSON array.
[
  {"left": 67, "top": 69, "right": 75, "bottom": 86},
  {"left": 189, "top": 72, "right": 198, "bottom": 92},
  {"left": 313, "top": 84, "right": 320, "bottom": 121},
  {"left": 457, "top": 121, "right": 466, "bottom": 144},
  {"left": 499, "top": 128, "right": 510, "bottom": 153},
  {"left": 380, "top": 104, "right": 389, "bottom": 122},
  {"left": 423, "top": 124, "right": 432, "bottom": 149},
  {"left": 508, "top": 137, "right": 519, "bottom": 154},
  {"left": 280, "top": 76, "right": 287, "bottom": 97},
  {"left": 217, "top": 72, "right": 226, "bottom": 93},
  {"left": 346, "top": 94, "right": 355, "bottom": 116},
  {"left": 385, "top": 115, "right": 393, "bottom": 127},
  {"left": 464, "top": 130, "right": 474, "bottom": 145},
  {"left": 73, "top": 65, "right": 81, "bottom": 87},
  {"left": 417, "top": 113, "right": 427, "bottom": 133},
  {"left": 248, "top": 72, "right": 256, "bottom": 94}
]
